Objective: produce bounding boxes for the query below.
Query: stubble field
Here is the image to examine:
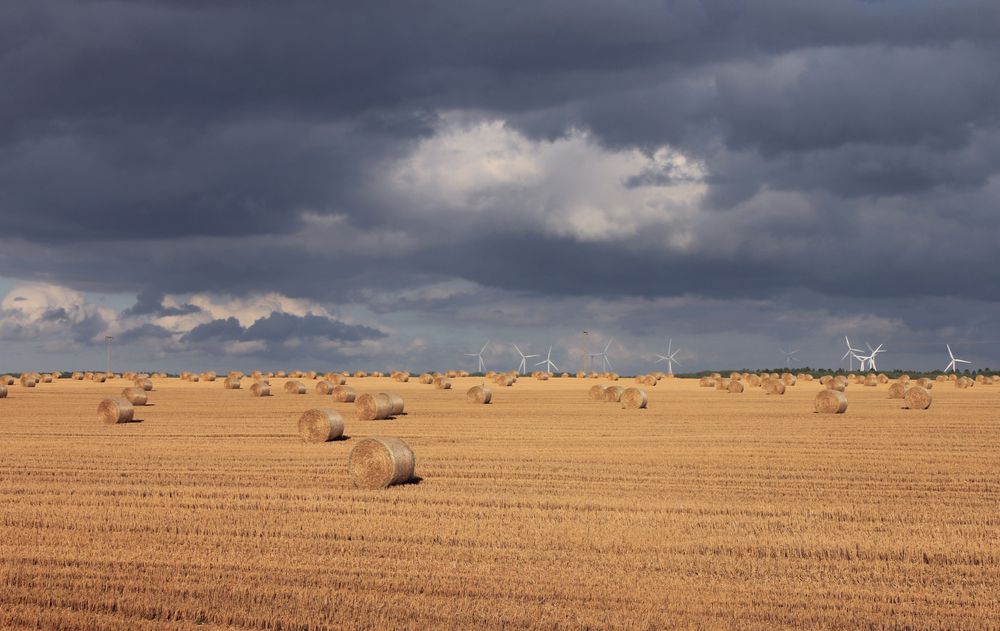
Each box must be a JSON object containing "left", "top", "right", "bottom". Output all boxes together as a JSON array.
[{"left": 1, "top": 375, "right": 998, "bottom": 629}]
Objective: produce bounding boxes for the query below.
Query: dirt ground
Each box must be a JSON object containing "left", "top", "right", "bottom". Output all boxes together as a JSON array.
[{"left": 1, "top": 375, "right": 998, "bottom": 629}]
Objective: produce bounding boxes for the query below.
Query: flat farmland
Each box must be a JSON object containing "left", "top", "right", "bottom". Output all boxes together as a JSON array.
[{"left": 1, "top": 376, "right": 999, "bottom": 629}]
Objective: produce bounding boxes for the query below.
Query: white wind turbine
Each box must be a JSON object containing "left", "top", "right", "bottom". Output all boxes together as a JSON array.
[
  {"left": 841, "top": 336, "right": 864, "bottom": 371},
  {"left": 779, "top": 348, "right": 799, "bottom": 368},
  {"left": 653, "top": 339, "right": 681, "bottom": 375},
  {"left": 464, "top": 341, "right": 490, "bottom": 373},
  {"left": 512, "top": 343, "right": 540, "bottom": 375},
  {"left": 857, "top": 342, "right": 886, "bottom": 372},
  {"left": 535, "top": 346, "right": 560, "bottom": 373},
  {"left": 945, "top": 344, "right": 971, "bottom": 373},
  {"left": 592, "top": 338, "right": 614, "bottom": 372}
]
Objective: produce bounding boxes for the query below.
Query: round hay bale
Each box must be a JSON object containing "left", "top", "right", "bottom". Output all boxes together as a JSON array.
[
  {"left": 904, "top": 386, "right": 932, "bottom": 410},
  {"left": 1, "top": 375, "right": 13, "bottom": 386},
  {"left": 782, "top": 373, "right": 796, "bottom": 386},
  {"left": 315, "top": 380, "right": 335, "bottom": 395},
  {"left": 764, "top": 380, "right": 786, "bottom": 395},
  {"left": 98, "top": 398, "right": 134, "bottom": 424},
  {"left": 729, "top": 372, "right": 741, "bottom": 381},
  {"left": 916, "top": 377, "right": 933, "bottom": 389},
  {"left": 876, "top": 374, "right": 889, "bottom": 384},
  {"left": 383, "top": 392, "right": 405, "bottom": 416},
  {"left": 819, "top": 375, "right": 832, "bottom": 385},
  {"left": 948, "top": 374, "right": 958, "bottom": 381},
  {"left": 745, "top": 374, "right": 761, "bottom": 387},
  {"left": 250, "top": 382, "right": 271, "bottom": 397},
  {"left": 349, "top": 437, "right": 415, "bottom": 489},
  {"left": 588, "top": 384, "right": 605, "bottom": 400},
  {"left": 20, "top": 377, "right": 37, "bottom": 388},
  {"left": 134, "top": 378, "right": 153, "bottom": 391},
  {"left": 956, "top": 376, "right": 974, "bottom": 389},
  {"left": 898, "top": 375, "right": 910, "bottom": 384},
  {"left": 433, "top": 376, "right": 452, "bottom": 389},
  {"left": 298, "top": 408, "right": 345, "bottom": 443},
  {"left": 467, "top": 385, "right": 491, "bottom": 404},
  {"left": 864, "top": 374, "right": 878, "bottom": 387},
  {"left": 603, "top": 386, "right": 625, "bottom": 402},
  {"left": 0, "top": 385, "right": 7, "bottom": 398},
  {"left": 936, "top": 375, "right": 948, "bottom": 382},
  {"left": 814, "top": 390, "right": 848, "bottom": 414},
  {"left": 699, "top": 377, "right": 714, "bottom": 387},
  {"left": 561, "top": 372, "right": 570, "bottom": 378},
  {"left": 575, "top": 371, "right": 586, "bottom": 378},
  {"left": 332, "top": 385, "right": 357, "bottom": 403},
  {"left": 715, "top": 378, "right": 731, "bottom": 391},
  {"left": 121, "top": 387, "right": 147, "bottom": 405},
  {"left": 728, "top": 380, "right": 744, "bottom": 394},
  {"left": 395, "top": 373, "right": 409, "bottom": 382},
  {"left": 710, "top": 372, "right": 721, "bottom": 379},
  {"left": 419, "top": 373, "right": 434, "bottom": 384},
  {"left": 827, "top": 381, "right": 847, "bottom": 392},
  {"left": 621, "top": 387, "right": 648, "bottom": 409},
  {"left": 284, "top": 380, "right": 306, "bottom": 395},
  {"left": 224, "top": 377, "right": 242, "bottom": 390},
  {"left": 42, "top": 374, "right": 53, "bottom": 383},
  {"left": 356, "top": 393, "right": 393, "bottom": 420},
  {"left": 71, "top": 372, "right": 84, "bottom": 380},
  {"left": 888, "top": 382, "right": 908, "bottom": 399},
  {"left": 536, "top": 372, "right": 550, "bottom": 381}
]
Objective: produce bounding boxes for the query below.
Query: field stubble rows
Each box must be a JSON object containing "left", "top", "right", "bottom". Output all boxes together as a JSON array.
[{"left": 1, "top": 376, "right": 998, "bottom": 629}]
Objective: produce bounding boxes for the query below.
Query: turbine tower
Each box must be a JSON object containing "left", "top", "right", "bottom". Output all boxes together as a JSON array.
[
  {"left": 856, "top": 343, "right": 885, "bottom": 372},
  {"left": 945, "top": 344, "right": 971, "bottom": 373},
  {"left": 105, "top": 335, "right": 114, "bottom": 376},
  {"left": 512, "top": 344, "right": 539, "bottom": 375},
  {"left": 535, "top": 346, "right": 559, "bottom": 373},
  {"left": 653, "top": 339, "right": 681, "bottom": 375},
  {"left": 464, "top": 341, "right": 489, "bottom": 373},
  {"left": 779, "top": 348, "right": 799, "bottom": 368}
]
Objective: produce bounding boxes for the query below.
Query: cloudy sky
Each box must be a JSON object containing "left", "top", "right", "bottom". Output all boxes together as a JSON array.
[{"left": 2, "top": 1, "right": 999, "bottom": 374}]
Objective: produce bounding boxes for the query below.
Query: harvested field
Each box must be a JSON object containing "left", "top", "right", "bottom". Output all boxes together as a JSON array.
[{"left": 1, "top": 376, "right": 999, "bottom": 628}]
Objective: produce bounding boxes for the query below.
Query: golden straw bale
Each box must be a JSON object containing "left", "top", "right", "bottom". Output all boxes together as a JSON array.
[
  {"left": 224, "top": 377, "right": 242, "bottom": 390},
  {"left": 98, "top": 398, "right": 134, "bottom": 424},
  {"left": 349, "top": 437, "right": 415, "bottom": 489},
  {"left": 588, "top": 385, "right": 605, "bottom": 401},
  {"left": 621, "top": 387, "right": 648, "bottom": 409},
  {"left": 121, "top": 387, "right": 147, "bottom": 405},
  {"left": 764, "top": 380, "right": 786, "bottom": 395},
  {"left": 888, "top": 382, "right": 908, "bottom": 399},
  {"left": 728, "top": 380, "right": 744, "bottom": 394},
  {"left": 250, "top": 382, "right": 271, "bottom": 397},
  {"left": 298, "top": 408, "right": 344, "bottom": 442},
  {"left": 332, "top": 385, "right": 357, "bottom": 402},
  {"left": 467, "top": 385, "right": 492, "bottom": 404},
  {"left": 814, "top": 390, "right": 848, "bottom": 414},
  {"left": 315, "top": 380, "right": 335, "bottom": 395},
  {"left": 904, "top": 386, "right": 933, "bottom": 410},
  {"left": 603, "top": 386, "right": 625, "bottom": 402},
  {"left": 383, "top": 392, "right": 405, "bottom": 416},
  {"left": 356, "top": 393, "right": 393, "bottom": 420}
]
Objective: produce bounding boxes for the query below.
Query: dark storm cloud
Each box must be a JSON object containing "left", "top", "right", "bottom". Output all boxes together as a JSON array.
[
  {"left": 2, "top": 0, "right": 1000, "bottom": 364},
  {"left": 115, "top": 322, "right": 174, "bottom": 345},
  {"left": 182, "top": 312, "right": 384, "bottom": 345}
]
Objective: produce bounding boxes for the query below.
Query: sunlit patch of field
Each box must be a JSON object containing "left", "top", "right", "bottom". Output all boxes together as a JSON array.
[{"left": 1, "top": 376, "right": 998, "bottom": 629}]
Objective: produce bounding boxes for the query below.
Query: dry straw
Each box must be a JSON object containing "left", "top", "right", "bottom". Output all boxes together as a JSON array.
[
  {"left": 764, "top": 380, "right": 786, "bottom": 395},
  {"left": 699, "top": 377, "right": 714, "bottom": 387},
  {"left": 333, "top": 385, "right": 357, "bottom": 403},
  {"left": 349, "top": 437, "right": 415, "bottom": 489},
  {"left": 433, "top": 376, "right": 452, "bottom": 389},
  {"left": 224, "top": 377, "right": 242, "bottom": 390},
  {"left": 1, "top": 375, "right": 13, "bottom": 386},
  {"left": 467, "top": 385, "right": 491, "bottom": 404},
  {"left": 814, "top": 390, "right": 848, "bottom": 414},
  {"left": 621, "top": 387, "right": 648, "bottom": 409},
  {"left": 250, "top": 382, "right": 271, "bottom": 397},
  {"left": 604, "top": 386, "right": 625, "bottom": 402},
  {"left": 20, "top": 376, "right": 37, "bottom": 388},
  {"left": 315, "top": 380, "right": 335, "bottom": 395},
  {"left": 298, "top": 408, "right": 345, "bottom": 442},
  {"left": 98, "top": 398, "right": 134, "bottom": 424},
  {"left": 728, "top": 380, "right": 744, "bottom": 394},
  {"left": 956, "top": 377, "right": 974, "bottom": 389},
  {"left": 419, "top": 373, "right": 434, "bottom": 384},
  {"left": 356, "top": 393, "right": 393, "bottom": 420},
  {"left": 134, "top": 378, "right": 153, "bottom": 392},
  {"left": 864, "top": 374, "right": 878, "bottom": 387},
  {"left": 588, "top": 385, "right": 605, "bottom": 401},
  {"left": 781, "top": 373, "right": 796, "bottom": 386},
  {"left": 887, "top": 382, "right": 908, "bottom": 399},
  {"left": 384, "top": 392, "right": 405, "bottom": 416},
  {"left": 715, "top": 378, "right": 731, "bottom": 391},
  {"left": 121, "top": 388, "right": 147, "bottom": 406},
  {"left": 284, "top": 380, "right": 306, "bottom": 394},
  {"left": 904, "top": 386, "right": 933, "bottom": 410},
  {"left": 0, "top": 385, "right": 7, "bottom": 398}
]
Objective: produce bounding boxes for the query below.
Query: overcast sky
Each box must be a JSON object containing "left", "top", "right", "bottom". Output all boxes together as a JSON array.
[{"left": 2, "top": 1, "right": 1000, "bottom": 374}]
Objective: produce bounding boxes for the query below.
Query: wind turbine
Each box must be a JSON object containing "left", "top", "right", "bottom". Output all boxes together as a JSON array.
[
  {"left": 945, "top": 344, "right": 971, "bottom": 373},
  {"left": 464, "top": 341, "right": 489, "bottom": 373},
  {"left": 857, "top": 343, "right": 885, "bottom": 372},
  {"left": 594, "top": 338, "right": 614, "bottom": 372},
  {"left": 779, "top": 348, "right": 799, "bottom": 368},
  {"left": 535, "top": 346, "right": 559, "bottom": 373},
  {"left": 841, "top": 336, "right": 864, "bottom": 371},
  {"left": 512, "top": 343, "right": 540, "bottom": 375},
  {"left": 653, "top": 339, "right": 681, "bottom": 375}
]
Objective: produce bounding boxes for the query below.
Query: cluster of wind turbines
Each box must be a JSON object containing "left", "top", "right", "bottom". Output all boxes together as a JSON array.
[
  {"left": 463, "top": 338, "right": 683, "bottom": 376},
  {"left": 838, "top": 337, "right": 886, "bottom": 372}
]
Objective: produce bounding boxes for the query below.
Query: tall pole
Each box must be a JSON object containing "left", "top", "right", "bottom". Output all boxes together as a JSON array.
[
  {"left": 582, "top": 331, "right": 589, "bottom": 373},
  {"left": 105, "top": 335, "right": 113, "bottom": 376}
]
